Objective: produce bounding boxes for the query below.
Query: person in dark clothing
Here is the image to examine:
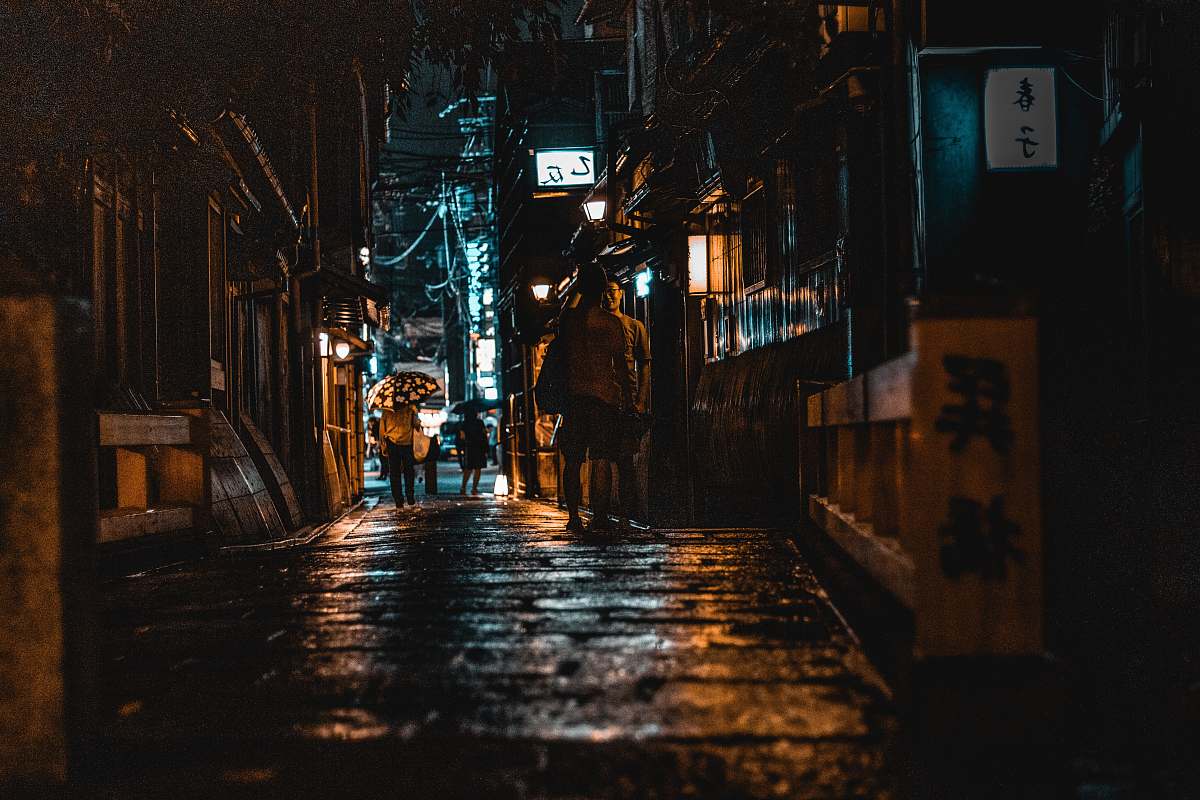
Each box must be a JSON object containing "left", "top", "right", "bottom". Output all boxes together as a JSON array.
[
  {"left": 424, "top": 434, "right": 440, "bottom": 495},
  {"left": 601, "top": 280, "right": 651, "bottom": 528},
  {"left": 369, "top": 413, "right": 388, "bottom": 480},
  {"left": 557, "top": 268, "right": 633, "bottom": 533},
  {"left": 458, "top": 410, "right": 489, "bottom": 494}
]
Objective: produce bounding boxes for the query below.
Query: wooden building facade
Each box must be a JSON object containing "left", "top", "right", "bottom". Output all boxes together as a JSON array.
[{"left": 84, "top": 71, "right": 388, "bottom": 558}]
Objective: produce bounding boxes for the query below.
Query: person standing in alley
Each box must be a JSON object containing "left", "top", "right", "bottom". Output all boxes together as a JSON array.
[
  {"left": 369, "top": 411, "right": 389, "bottom": 480},
  {"left": 484, "top": 415, "right": 499, "bottom": 465},
  {"left": 424, "top": 433, "right": 440, "bottom": 495},
  {"left": 459, "top": 409, "right": 489, "bottom": 494},
  {"left": 381, "top": 402, "right": 420, "bottom": 507},
  {"left": 600, "top": 280, "right": 651, "bottom": 528},
  {"left": 557, "top": 267, "right": 632, "bottom": 534}
]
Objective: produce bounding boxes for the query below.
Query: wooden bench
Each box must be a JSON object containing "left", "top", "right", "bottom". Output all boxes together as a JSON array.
[{"left": 96, "top": 412, "right": 208, "bottom": 546}]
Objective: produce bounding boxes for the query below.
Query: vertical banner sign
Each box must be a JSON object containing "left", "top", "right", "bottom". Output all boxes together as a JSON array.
[
  {"left": 984, "top": 67, "right": 1057, "bottom": 171},
  {"left": 907, "top": 315, "right": 1042, "bottom": 656}
]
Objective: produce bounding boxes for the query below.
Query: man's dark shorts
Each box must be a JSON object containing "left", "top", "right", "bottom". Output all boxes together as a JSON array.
[{"left": 559, "top": 394, "right": 622, "bottom": 462}]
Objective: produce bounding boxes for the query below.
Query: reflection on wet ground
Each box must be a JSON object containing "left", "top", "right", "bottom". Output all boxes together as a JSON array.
[{"left": 96, "top": 495, "right": 897, "bottom": 798}]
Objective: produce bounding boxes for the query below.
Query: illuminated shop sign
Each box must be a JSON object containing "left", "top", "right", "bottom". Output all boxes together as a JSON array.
[
  {"left": 534, "top": 148, "right": 595, "bottom": 187},
  {"left": 984, "top": 67, "right": 1058, "bottom": 171}
]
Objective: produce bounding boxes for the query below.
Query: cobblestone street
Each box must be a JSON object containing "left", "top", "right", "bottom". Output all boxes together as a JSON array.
[{"left": 95, "top": 493, "right": 898, "bottom": 799}]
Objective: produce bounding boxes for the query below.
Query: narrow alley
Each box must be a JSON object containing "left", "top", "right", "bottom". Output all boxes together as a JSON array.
[
  {"left": 94, "top": 490, "right": 896, "bottom": 799},
  {"left": 7, "top": 2, "right": 1200, "bottom": 797}
]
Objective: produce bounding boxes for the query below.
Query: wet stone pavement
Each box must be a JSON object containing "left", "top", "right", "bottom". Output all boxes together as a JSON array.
[{"left": 94, "top": 494, "right": 898, "bottom": 799}]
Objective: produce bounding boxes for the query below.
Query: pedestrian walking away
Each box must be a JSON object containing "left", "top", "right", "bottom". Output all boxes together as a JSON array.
[
  {"left": 556, "top": 266, "right": 633, "bottom": 534},
  {"left": 381, "top": 402, "right": 420, "bottom": 507},
  {"left": 458, "top": 410, "right": 489, "bottom": 494}
]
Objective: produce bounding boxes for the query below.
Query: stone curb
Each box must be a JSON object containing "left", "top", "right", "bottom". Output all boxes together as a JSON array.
[{"left": 218, "top": 498, "right": 367, "bottom": 555}]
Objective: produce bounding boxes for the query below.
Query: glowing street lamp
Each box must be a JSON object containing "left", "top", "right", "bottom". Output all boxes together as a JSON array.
[
  {"left": 531, "top": 282, "right": 552, "bottom": 302},
  {"left": 333, "top": 340, "right": 352, "bottom": 360},
  {"left": 583, "top": 199, "right": 607, "bottom": 223}
]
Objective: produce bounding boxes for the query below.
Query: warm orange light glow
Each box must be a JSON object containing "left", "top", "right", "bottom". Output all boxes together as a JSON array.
[{"left": 688, "top": 235, "right": 708, "bottom": 294}]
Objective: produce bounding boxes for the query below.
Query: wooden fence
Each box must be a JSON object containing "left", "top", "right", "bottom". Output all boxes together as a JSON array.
[{"left": 804, "top": 353, "right": 916, "bottom": 607}]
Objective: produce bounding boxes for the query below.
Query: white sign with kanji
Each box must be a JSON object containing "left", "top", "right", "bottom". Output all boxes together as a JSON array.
[
  {"left": 984, "top": 67, "right": 1058, "bottom": 171},
  {"left": 534, "top": 148, "right": 595, "bottom": 188}
]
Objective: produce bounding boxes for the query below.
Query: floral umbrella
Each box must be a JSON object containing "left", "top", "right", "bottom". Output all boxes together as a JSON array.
[{"left": 366, "top": 371, "right": 440, "bottom": 410}]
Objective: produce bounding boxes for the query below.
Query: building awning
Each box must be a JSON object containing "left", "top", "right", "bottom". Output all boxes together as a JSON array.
[
  {"left": 596, "top": 235, "right": 655, "bottom": 279},
  {"left": 214, "top": 111, "right": 300, "bottom": 231},
  {"left": 317, "top": 267, "right": 390, "bottom": 330}
]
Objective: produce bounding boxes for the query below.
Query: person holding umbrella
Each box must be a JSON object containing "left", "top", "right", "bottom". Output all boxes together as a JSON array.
[
  {"left": 367, "top": 371, "right": 440, "bottom": 508},
  {"left": 380, "top": 403, "right": 420, "bottom": 507},
  {"left": 451, "top": 398, "right": 496, "bottom": 493},
  {"left": 457, "top": 408, "right": 490, "bottom": 495}
]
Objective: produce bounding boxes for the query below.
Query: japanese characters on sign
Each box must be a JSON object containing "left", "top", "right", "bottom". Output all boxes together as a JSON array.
[
  {"left": 984, "top": 67, "right": 1058, "bottom": 171},
  {"left": 907, "top": 316, "right": 1042, "bottom": 657},
  {"left": 534, "top": 148, "right": 595, "bottom": 188}
]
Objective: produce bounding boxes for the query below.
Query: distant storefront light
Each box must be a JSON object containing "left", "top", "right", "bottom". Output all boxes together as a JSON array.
[
  {"left": 484, "top": 387, "right": 499, "bottom": 401},
  {"left": 369, "top": 356, "right": 378, "bottom": 375},
  {"left": 318, "top": 332, "right": 329, "bottom": 357},
  {"left": 478, "top": 375, "right": 495, "bottom": 389},
  {"left": 482, "top": 287, "right": 494, "bottom": 305},
  {"left": 635, "top": 270, "right": 652, "bottom": 298},
  {"left": 475, "top": 338, "right": 496, "bottom": 373},
  {"left": 418, "top": 408, "right": 448, "bottom": 436}
]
